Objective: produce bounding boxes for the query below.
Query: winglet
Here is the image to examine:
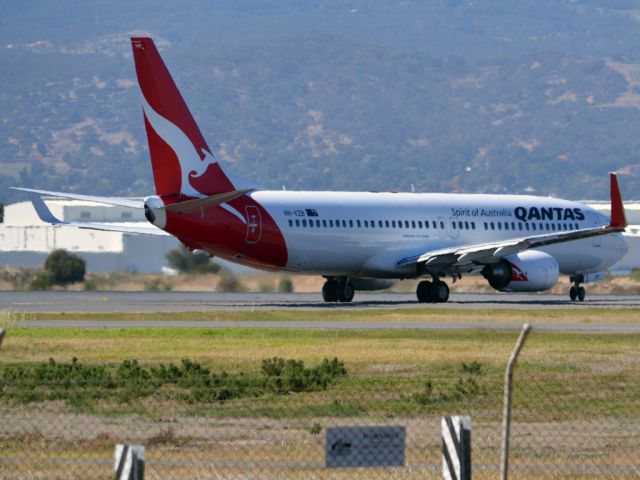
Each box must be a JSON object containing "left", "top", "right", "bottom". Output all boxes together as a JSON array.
[
  {"left": 25, "top": 191, "right": 66, "bottom": 225},
  {"left": 609, "top": 172, "right": 627, "bottom": 229}
]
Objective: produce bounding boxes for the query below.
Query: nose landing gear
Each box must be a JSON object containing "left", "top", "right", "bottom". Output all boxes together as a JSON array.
[{"left": 322, "top": 277, "right": 354, "bottom": 303}]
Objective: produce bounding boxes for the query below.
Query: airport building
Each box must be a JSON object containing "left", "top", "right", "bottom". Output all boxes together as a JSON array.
[
  {"left": 586, "top": 201, "right": 640, "bottom": 273},
  {"left": 0, "top": 199, "right": 179, "bottom": 273},
  {"left": 0, "top": 199, "right": 638, "bottom": 274}
]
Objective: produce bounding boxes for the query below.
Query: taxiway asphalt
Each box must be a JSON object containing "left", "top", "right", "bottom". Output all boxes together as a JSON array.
[
  {"left": 1, "top": 291, "right": 639, "bottom": 313},
  {"left": 2, "top": 291, "right": 639, "bottom": 332}
]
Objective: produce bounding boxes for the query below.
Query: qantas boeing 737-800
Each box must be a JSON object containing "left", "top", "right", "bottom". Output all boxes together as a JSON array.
[{"left": 13, "top": 37, "right": 629, "bottom": 303}]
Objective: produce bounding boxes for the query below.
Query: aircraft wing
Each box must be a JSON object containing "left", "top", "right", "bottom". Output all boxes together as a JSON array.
[
  {"left": 396, "top": 225, "right": 622, "bottom": 270},
  {"left": 12, "top": 187, "right": 169, "bottom": 236},
  {"left": 397, "top": 173, "right": 627, "bottom": 271}
]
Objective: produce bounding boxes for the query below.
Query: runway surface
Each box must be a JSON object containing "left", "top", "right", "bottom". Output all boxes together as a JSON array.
[
  {"left": 2, "top": 291, "right": 640, "bottom": 313},
  {"left": 2, "top": 291, "right": 639, "bottom": 332}
]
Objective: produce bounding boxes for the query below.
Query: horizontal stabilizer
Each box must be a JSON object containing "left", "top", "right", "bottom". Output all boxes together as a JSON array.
[
  {"left": 15, "top": 188, "right": 168, "bottom": 236},
  {"left": 164, "top": 188, "right": 255, "bottom": 213},
  {"left": 10, "top": 187, "right": 145, "bottom": 209}
]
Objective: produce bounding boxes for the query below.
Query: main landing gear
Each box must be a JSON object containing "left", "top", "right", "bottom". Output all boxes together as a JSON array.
[
  {"left": 569, "top": 275, "right": 586, "bottom": 302},
  {"left": 416, "top": 279, "right": 450, "bottom": 303},
  {"left": 322, "top": 277, "right": 355, "bottom": 303}
]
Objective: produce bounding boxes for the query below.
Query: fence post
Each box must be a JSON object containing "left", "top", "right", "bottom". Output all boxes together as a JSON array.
[
  {"left": 500, "top": 324, "right": 532, "bottom": 480},
  {"left": 442, "top": 415, "right": 471, "bottom": 480},
  {"left": 0, "top": 328, "right": 5, "bottom": 350},
  {"left": 115, "top": 444, "right": 145, "bottom": 480}
]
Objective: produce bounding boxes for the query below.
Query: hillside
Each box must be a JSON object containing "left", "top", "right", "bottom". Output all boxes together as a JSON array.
[{"left": 2, "top": 1, "right": 640, "bottom": 203}]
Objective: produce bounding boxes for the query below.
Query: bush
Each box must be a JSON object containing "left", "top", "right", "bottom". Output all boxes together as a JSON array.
[
  {"left": 165, "top": 245, "right": 220, "bottom": 274},
  {"left": 83, "top": 278, "right": 97, "bottom": 291},
  {"left": 217, "top": 273, "right": 245, "bottom": 292},
  {"left": 43, "top": 249, "right": 86, "bottom": 285},
  {"left": 144, "top": 279, "right": 172, "bottom": 292},
  {"left": 0, "top": 357, "right": 347, "bottom": 406},
  {"left": 28, "top": 272, "right": 53, "bottom": 290},
  {"left": 460, "top": 361, "right": 483, "bottom": 375},
  {"left": 258, "top": 281, "right": 275, "bottom": 292},
  {"left": 278, "top": 276, "right": 294, "bottom": 293}
]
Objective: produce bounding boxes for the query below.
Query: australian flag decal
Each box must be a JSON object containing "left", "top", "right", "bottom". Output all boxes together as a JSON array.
[{"left": 305, "top": 208, "right": 319, "bottom": 217}]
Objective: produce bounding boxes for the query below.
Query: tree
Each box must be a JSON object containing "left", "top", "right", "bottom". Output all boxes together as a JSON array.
[
  {"left": 165, "top": 245, "right": 220, "bottom": 274},
  {"left": 44, "top": 249, "right": 86, "bottom": 285}
]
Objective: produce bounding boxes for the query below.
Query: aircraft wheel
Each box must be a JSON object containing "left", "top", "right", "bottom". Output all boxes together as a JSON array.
[
  {"left": 569, "top": 286, "right": 578, "bottom": 301},
  {"left": 433, "top": 281, "right": 450, "bottom": 303},
  {"left": 322, "top": 279, "right": 338, "bottom": 302},
  {"left": 577, "top": 286, "right": 586, "bottom": 302},
  {"left": 338, "top": 281, "right": 354, "bottom": 303},
  {"left": 416, "top": 280, "right": 433, "bottom": 303}
]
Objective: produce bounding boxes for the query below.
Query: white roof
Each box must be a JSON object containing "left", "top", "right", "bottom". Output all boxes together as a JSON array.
[{"left": 3, "top": 200, "right": 146, "bottom": 226}]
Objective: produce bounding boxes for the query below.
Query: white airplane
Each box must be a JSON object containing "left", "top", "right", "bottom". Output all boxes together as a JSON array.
[{"left": 14, "top": 37, "right": 629, "bottom": 303}]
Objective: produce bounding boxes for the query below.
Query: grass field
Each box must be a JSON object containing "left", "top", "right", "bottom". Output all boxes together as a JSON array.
[
  {"left": 2, "top": 305, "right": 640, "bottom": 324},
  {"left": 0, "top": 308, "right": 638, "bottom": 479}
]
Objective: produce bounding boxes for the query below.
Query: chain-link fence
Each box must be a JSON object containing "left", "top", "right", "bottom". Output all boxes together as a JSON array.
[
  {"left": 508, "top": 329, "right": 640, "bottom": 479},
  {"left": 0, "top": 325, "right": 638, "bottom": 479}
]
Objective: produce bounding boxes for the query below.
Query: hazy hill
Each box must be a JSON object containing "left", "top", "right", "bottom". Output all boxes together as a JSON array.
[{"left": 2, "top": 1, "right": 640, "bottom": 203}]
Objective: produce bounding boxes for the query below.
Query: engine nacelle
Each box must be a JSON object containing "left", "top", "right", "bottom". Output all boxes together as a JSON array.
[
  {"left": 144, "top": 195, "right": 167, "bottom": 229},
  {"left": 481, "top": 251, "right": 559, "bottom": 292},
  {"left": 349, "top": 277, "right": 396, "bottom": 291}
]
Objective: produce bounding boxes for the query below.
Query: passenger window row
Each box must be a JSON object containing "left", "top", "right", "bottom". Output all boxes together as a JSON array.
[
  {"left": 482, "top": 221, "right": 580, "bottom": 232},
  {"left": 286, "top": 217, "right": 583, "bottom": 233},
  {"left": 286, "top": 218, "right": 475, "bottom": 230}
]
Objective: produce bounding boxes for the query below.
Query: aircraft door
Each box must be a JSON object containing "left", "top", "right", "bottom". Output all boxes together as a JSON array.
[{"left": 245, "top": 206, "right": 262, "bottom": 244}]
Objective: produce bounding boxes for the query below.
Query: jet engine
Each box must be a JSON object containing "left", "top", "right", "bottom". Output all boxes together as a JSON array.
[
  {"left": 144, "top": 195, "right": 167, "bottom": 229},
  {"left": 481, "top": 250, "right": 559, "bottom": 292}
]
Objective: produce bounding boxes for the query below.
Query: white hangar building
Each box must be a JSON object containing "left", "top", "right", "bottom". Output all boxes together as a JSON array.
[
  {"left": 587, "top": 201, "right": 640, "bottom": 273},
  {"left": 0, "top": 199, "right": 179, "bottom": 273}
]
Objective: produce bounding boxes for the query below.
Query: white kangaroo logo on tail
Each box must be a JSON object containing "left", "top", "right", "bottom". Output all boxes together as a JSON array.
[{"left": 141, "top": 95, "right": 217, "bottom": 198}]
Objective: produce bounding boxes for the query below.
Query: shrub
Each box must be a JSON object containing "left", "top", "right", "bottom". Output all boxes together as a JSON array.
[
  {"left": 0, "top": 357, "right": 347, "bottom": 406},
  {"left": 278, "top": 276, "right": 294, "bottom": 293},
  {"left": 258, "top": 281, "right": 275, "bottom": 292},
  {"left": 262, "top": 357, "right": 347, "bottom": 393},
  {"left": 460, "top": 361, "right": 483, "bottom": 375},
  {"left": 453, "top": 377, "right": 485, "bottom": 400},
  {"left": 309, "top": 423, "right": 322, "bottom": 435},
  {"left": 217, "top": 273, "right": 245, "bottom": 292},
  {"left": 83, "top": 278, "right": 97, "bottom": 291},
  {"left": 144, "top": 279, "right": 172, "bottom": 292},
  {"left": 412, "top": 380, "right": 435, "bottom": 405},
  {"left": 28, "top": 272, "right": 53, "bottom": 290},
  {"left": 44, "top": 249, "right": 86, "bottom": 285},
  {"left": 165, "top": 245, "right": 220, "bottom": 274}
]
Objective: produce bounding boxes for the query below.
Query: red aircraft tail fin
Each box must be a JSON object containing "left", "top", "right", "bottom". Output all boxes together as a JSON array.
[
  {"left": 131, "top": 37, "right": 235, "bottom": 197},
  {"left": 609, "top": 172, "right": 627, "bottom": 229}
]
